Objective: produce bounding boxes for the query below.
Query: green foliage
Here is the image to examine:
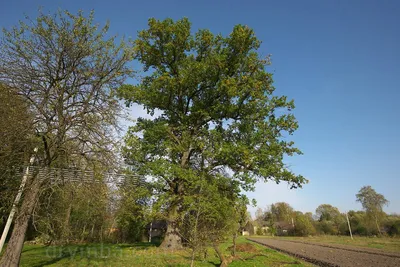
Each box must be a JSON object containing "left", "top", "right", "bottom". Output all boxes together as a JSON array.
[
  {"left": 317, "top": 220, "right": 338, "bottom": 235},
  {"left": 115, "top": 179, "right": 152, "bottom": 242},
  {"left": 33, "top": 182, "right": 110, "bottom": 243},
  {"left": 316, "top": 204, "right": 341, "bottom": 222},
  {"left": 0, "top": 84, "right": 36, "bottom": 230},
  {"left": 383, "top": 216, "right": 400, "bottom": 237},
  {"left": 356, "top": 186, "right": 388, "bottom": 215},
  {"left": 347, "top": 210, "right": 375, "bottom": 236},
  {"left": 269, "top": 202, "right": 294, "bottom": 223},
  {"left": 120, "top": 17, "right": 306, "bottom": 185},
  {"left": 356, "top": 186, "right": 389, "bottom": 235},
  {"left": 255, "top": 227, "right": 263, "bottom": 236},
  {"left": 119, "top": 17, "right": 306, "bottom": 196},
  {"left": 315, "top": 204, "right": 344, "bottom": 235},
  {"left": 0, "top": 84, "right": 35, "bottom": 164},
  {"left": 180, "top": 174, "right": 242, "bottom": 251},
  {"left": 294, "top": 213, "right": 316, "bottom": 236}
]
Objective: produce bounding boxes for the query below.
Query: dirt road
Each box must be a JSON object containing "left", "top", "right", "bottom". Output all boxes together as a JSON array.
[{"left": 248, "top": 238, "right": 400, "bottom": 267}]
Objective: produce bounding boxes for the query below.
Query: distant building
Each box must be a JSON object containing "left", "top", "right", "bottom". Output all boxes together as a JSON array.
[
  {"left": 274, "top": 221, "right": 293, "bottom": 236},
  {"left": 241, "top": 221, "right": 255, "bottom": 236},
  {"left": 146, "top": 220, "right": 167, "bottom": 239}
]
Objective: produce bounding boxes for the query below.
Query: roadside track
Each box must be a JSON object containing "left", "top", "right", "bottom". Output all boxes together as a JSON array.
[{"left": 248, "top": 238, "right": 400, "bottom": 267}]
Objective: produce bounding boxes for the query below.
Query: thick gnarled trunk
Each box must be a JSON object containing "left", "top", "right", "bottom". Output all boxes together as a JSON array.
[
  {"left": 0, "top": 177, "right": 42, "bottom": 267},
  {"left": 159, "top": 220, "right": 182, "bottom": 249},
  {"left": 160, "top": 149, "right": 191, "bottom": 250},
  {"left": 159, "top": 204, "right": 182, "bottom": 249}
]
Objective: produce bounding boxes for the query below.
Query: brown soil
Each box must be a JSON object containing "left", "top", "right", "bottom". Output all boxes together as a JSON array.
[
  {"left": 248, "top": 238, "right": 400, "bottom": 267},
  {"left": 229, "top": 243, "right": 259, "bottom": 253}
]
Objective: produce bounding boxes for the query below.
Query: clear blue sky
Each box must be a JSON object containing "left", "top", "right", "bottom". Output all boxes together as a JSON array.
[{"left": 1, "top": 0, "right": 399, "bottom": 214}]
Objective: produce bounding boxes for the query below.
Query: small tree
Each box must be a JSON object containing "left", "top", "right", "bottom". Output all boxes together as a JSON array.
[
  {"left": 294, "top": 212, "right": 316, "bottom": 236},
  {"left": 270, "top": 202, "right": 295, "bottom": 223},
  {"left": 356, "top": 186, "right": 389, "bottom": 235},
  {"left": 114, "top": 178, "right": 152, "bottom": 243},
  {"left": 179, "top": 174, "right": 239, "bottom": 267},
  {"left": 231, "top": 196, "right": 249, "bottom": 257},
  {"left": 315, "top": 204, "right": 344, "bottom": 234},
  {"left": 254, "top": 207, "right": 266, "bottom": 228}
]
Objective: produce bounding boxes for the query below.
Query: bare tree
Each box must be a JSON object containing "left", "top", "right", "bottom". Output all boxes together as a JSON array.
[{"left": 0, "top": 10, "right": 132, "bottom": 266}]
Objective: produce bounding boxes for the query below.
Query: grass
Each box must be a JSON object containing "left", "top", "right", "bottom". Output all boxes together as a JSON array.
[
  {"left": 15, "top": 237, "right": 312, "bottom": 266},
  {"left": 251, "top": 235, "right": 400, "bottom": 253}
]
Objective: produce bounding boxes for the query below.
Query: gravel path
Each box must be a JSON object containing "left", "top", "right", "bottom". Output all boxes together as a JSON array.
[{"left": 248, "top": 238, "right": 400, "bottom": 267}]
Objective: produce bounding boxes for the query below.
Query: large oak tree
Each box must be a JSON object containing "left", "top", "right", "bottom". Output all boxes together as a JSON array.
[{"left": 119, "top": 18, "right": 306, "bottom": 249}]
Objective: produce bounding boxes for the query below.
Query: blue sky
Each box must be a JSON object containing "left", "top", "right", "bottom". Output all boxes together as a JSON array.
[{"left": 1, "top": 0, "right": 399, "bottom": 215}]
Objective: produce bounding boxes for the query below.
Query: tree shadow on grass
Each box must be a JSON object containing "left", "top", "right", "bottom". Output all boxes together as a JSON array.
[
  {"left": 117, "top": 242, "right": 159, "bottom": 250},
  {"left": 180, "top": 255, "right": 220, "bottom": 267},
  {"left": 207, "top": 261, "right": 220, "bottom": 267},
  {"left": 21, "top": 246, "right": 45, "bottom": 253},
  {"left": 27, "top": 247, "right": 85, "bottom": 267},
  {"left": 22, "top": 242, "right": 159, "bottom": 266}
]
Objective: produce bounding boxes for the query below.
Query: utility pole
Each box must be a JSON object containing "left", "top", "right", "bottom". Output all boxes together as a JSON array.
[
  {"left": 0, "top": 148, "right": 38, "bottom": 253},
  {"left": 346, "top": 211, "right": 353, "bottom": 240}
]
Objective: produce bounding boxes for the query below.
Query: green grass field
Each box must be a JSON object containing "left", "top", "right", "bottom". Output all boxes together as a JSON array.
[
  {"left": 14, "top": 237, "right": 311, "bottom": 267},
  {"left": 252, "top": 235, "right": 400, "bottom": 253}
]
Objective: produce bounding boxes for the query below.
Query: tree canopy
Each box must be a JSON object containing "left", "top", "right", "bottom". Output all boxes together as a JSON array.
[
  {"left": 356, "top": 185, "right": 388, "bottom": 235},
  {"left": 356, "top": 186, "right": 388, "bottom": 214},
  {"left": 270, "top": 202, "right": 295, "bottom": 222},
  {"left": 0, "top": 9, "right": 132, "bottom": 168},
  {"left": 315, "top": 204, "right": 341, "bottom": 222}
]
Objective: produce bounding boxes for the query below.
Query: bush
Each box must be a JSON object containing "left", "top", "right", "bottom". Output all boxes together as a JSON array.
[
  {"left": 317, "top": 221, "right": 337, "bottom": 235},
  {"left": 256, "top": 227, "right": 263, "bottom": 236},
  {"left": 353, "top": 225, "right": 369, "bottom": 236},
  {"left": 295, "top": 214, "right": 316, "bottom": 236},
  {"left": 384, "top": 219, "right": 400, "bottom": 237}
]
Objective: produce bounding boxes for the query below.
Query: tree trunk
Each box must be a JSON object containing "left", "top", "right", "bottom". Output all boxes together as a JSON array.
[
  {"left": 0, "top": 177, "right": 42, "bottom": 267},
  {"left": 80, "top": 224, "right": 87, "bottom": 243},
  {"left": 375, "top": 215, "right": 382, "bottom": 236},
  {"left": 213, "top": 243, "right": 229, "bottom": 267},
  {"left": 160, "top": 205, "right": 182, "bottom": 250},
  {"left": 190, "top": 248, "right": 196, "bottom": 267},
  {"left": 159, "top": 220, "right": 182, "bottom": 249},
  {"left": 90, "top": 224, "right": 95, "bottom": 240},
  {"left": 232, "top": 232, "right": 237, "bottom": 256},
  {"left": 63, "top": 202, "right": 72, "bottom": 243},
  {"left": 160, "top": 149, "right": 191, "bottom": 250}
]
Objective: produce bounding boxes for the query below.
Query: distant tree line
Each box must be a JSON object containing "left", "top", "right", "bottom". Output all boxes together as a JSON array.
[{"left": 253, "top": 186, "right": 399, "bottom": 237}]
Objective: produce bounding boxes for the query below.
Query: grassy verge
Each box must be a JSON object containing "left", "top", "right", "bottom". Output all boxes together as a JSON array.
[
  {"left": 251, "top": 235, "right": 400, "bottom": 253},
  {"left": 16, "top": 237, "right": 312, "bottom": 266}
]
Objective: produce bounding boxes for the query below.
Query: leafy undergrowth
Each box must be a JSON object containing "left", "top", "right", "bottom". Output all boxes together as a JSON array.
[
  {"left": 17, "top": 237, "right": 311, "bottom": 266},
  {"left": 252, "top": 235, "right": 400, "bottom": 253}
]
